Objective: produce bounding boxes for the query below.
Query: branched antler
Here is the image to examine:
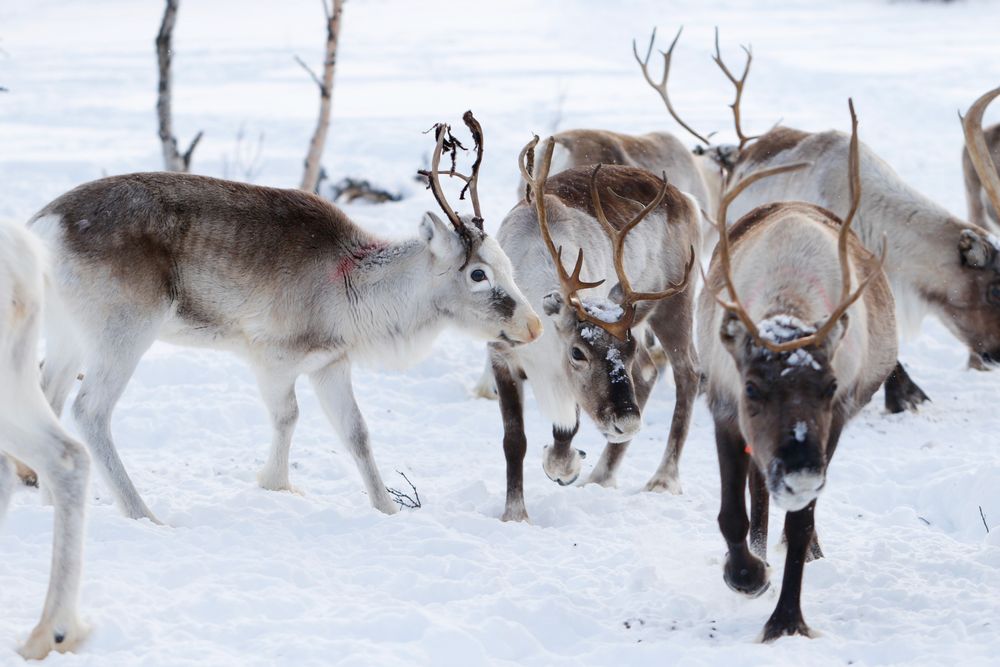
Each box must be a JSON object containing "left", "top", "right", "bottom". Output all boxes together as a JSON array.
[
  {"left": 709, "top": 99, "right": 886, "bottom": 353},
  {"left": 712, "top": 27, "right": 757, "bottom": 151},
  {"left": 633, "top": 27, "right": 712, "bottom": 146},
  {"left": 520, "top": 137, "right": 694, "bottom": 340},
  {"left": 417, "top": 111, "right": 487, "bottom": 266}
]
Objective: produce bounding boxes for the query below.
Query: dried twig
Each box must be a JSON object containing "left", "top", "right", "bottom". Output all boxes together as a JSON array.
[
  {"left": 387, "top": 471, "right": 421, "bottom": 509},
  {"left": 299, "top": 0, "right": 346, "bottom": 192},
  {"left": 980, "top": 505, "right": 990, "bottom": 534},
  {"left": 329, "top": 177, "right": 401, "bottom": 204},
  {"left": 156, "top": 0, "right": 202, "bottom": 172}
]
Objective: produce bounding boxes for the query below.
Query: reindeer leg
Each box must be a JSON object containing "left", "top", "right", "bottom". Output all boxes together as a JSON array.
[
  {"left": 491, "top": 346, "right": 529, "bottom": 522},
  {"left": 310, "top": 359, "right": 396, "bottom": 515},
  {"left": 760, "top": 501, "right": 817, "bottom": 642},
  {"left": 72, "top": 314, "right": 161, "bottom": 523},
  {"left": 471, "top": 352, "right": 498, "bottom": 399},
  {"left": 3, "top": 409, "right": 91, "bottom": 659},
  {"left": 252, "top": 364, "right": 301, "bottom": 493},
  {"left": 644, "top": 303, "right": 699, "bottom": 494},
  {"left": 749, "top": 463, "right": 770, "bottom": 560},
  {"left": 883, "top": 360, "right": 929, "bottom": 414},
  {"left": 715, "top": 415, "right": 769, "bottom": 597},
  {"left": 0, "top": 454, "right": 14, "bottom": 524},
  {"left": 13, "top": 457, "right": 38, "bottom": 487}
]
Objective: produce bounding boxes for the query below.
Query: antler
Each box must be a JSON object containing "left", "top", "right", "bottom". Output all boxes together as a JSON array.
[
  {"left": 961, "top": 85, "right": 1000, "bottom": 228},
  {"left": 417, "top": 111, "right": 486, "bottom": 265},
  {"left": 712, "top": 28, "right": 757, "bottom": 151},
  {"left": 519, "top": 135, "right": 608, "bottom": 324},
  {"left": 709, "top": 98, "right": 887, "bottom": 353},
  {"left": 589, "top": 164, "right": 695, "bottom": 340},
  {"left": 633, "top": 27, "right": 712, "bottom": 146}
]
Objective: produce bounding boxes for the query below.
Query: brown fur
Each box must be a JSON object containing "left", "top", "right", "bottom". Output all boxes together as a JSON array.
[
  {"left": 736, "top": 127, "right": 810, "bottom": 172},
  {"left": 542, "top": 164, "right": 694, "bottom": 232}
]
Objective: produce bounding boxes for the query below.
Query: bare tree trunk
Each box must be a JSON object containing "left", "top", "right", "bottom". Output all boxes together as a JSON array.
[
  {"left": 298, "top": 0, "right": 345, "bottom": 192},
  {"left": 156, "top": 0, "right": 202, "bottom": 172}
]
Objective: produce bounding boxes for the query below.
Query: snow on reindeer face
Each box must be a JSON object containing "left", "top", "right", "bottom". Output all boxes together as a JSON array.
[
  {"left": 542, "top": 293, "right": 645, "bottom": 444},
  {"left": 421, "top": 212, "right": 541, "bottom": 346},
  {"left": 721, "top": 313, "right": 845, "bottom": 512}
]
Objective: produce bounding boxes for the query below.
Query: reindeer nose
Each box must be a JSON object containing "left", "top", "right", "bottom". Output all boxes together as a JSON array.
[
  {"left": 525, "top": 314, "right": 543, "bottom": 342},
  {"left": 609, "top": 412, "right": 641, "bottom": 440}
]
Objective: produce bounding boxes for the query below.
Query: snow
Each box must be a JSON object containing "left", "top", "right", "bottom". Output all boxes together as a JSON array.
[
  {"left": 2, "top": 0, "right": 1000, "bottom": 665},
  {"left": 581, "top": 298, "right": 625, "bottom": 324},
  {"left": 605, "top": 348, "right": 626, "bottom": 384},
  {"left": 794, "top": 421, "right": 808, "bottom": 444}
]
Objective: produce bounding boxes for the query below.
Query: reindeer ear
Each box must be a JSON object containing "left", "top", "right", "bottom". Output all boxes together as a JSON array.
[
  {"left": 720, "top": 310, "right": 749, "bottom": 354},
  {"left": 542, "top": 291, "right": 564, "bottom": 316},
  {"left": 420, "top": 212, "right": 462, "bottom": 261},
  {"left": 959, "top": 229, "right": 996, "bottom": 269},
  {"left": 608, "top": 283, "right": 625, "bottom": 305}
]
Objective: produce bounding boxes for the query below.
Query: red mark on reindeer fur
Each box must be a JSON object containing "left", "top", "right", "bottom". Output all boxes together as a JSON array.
[
  {"left": 744, "top": 443, "right": 753, "bottom": 455},
  {"left": 331, "top": 242, "right": 387, "bottom": 280}
]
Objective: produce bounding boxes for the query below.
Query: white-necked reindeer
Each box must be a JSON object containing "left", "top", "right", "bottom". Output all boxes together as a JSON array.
[
  {"left": 699, "top": 101, "right": 898, "bottom": 641},
  {"left": 723, "top": 85, "right": 1000, "bottom": 406},
  {"left": 963, "top": 117, "right": 1000, "bottom": 232},
  {"left": 0, "top": 221, "right": 90, "bottom": 659},
  {"left": 488, "top": 137, "right": 699, "bottom": 521},
  {"left": 27, "top": 112, "right": 540, "bottom": 523}
]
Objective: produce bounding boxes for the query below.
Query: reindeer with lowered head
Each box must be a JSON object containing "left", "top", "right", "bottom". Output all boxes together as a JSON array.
[
  {"left": 699, "top": 101, "right": 897, "bottom": 641},
  {"left": 26, "top": 112, "right": 540, "bottom": 523},
  {"left": 488, "top": 136, "right": 699, "bottom": 521},
  {"left": 0, "top": 221, "right": 91, "bottom": 659},
  {"left": 722, "top": 79, "right": 1000, "bottom": 405}
]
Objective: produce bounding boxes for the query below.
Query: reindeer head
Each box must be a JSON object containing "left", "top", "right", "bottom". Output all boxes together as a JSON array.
[
  {"left": 946, "top": 87, "right": 1000, "bottom": 364},
  {"left": 520, "top": 139, "right": 694, "bottom": 443},
  {"left": 721, "top": 314, "right": 846, "bottom": 510},
  {"left": 419, "top": 112, "right": 542, "bottom": 346},
  {"left": 709, "top": 100, "right": 880, "bottom": 511}
]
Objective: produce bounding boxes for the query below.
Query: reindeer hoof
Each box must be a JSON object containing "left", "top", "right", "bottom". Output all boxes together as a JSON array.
[
  {"left": 14, "top": 460, "right": 38, "bottom": 487},
  {"left": 759, "top": 611, "right": 815, "bottom": 642},
  {"left": 585, "top": 470, "right": 617, "bottom": 488},
  {"left": 724, "top": 552, "right": 770, "bottom": 598},
  {"left": 501, "top": 506, "right": 530, "bottom": 523},
  {"left": 19, "top": 618, "right": 89, "bottom": 660},
  {"left": 643, "top": 474, "right": 682, "bottom": 495},
  {"left": 884, "top": 363, "right": 930, "bottom": 414}
]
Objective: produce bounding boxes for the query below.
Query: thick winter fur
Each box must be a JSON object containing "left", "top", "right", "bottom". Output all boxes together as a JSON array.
[
  {"left": 962, "top": 122, "right": 1000, "bottom": 232},
  {"left": 727, "top": 127, "right": 1000, "bottom": 383},
  {"left": 0, "top": 221, "right": 91, "bottom": 659},
  {"left": 29, "top": 172, "right": 540, "bottom": 522},
  {"left": 491, "top": 165, "right": 701, "bottom": 521},
  {"left": 698, "top": 202, "right": 897, "bottom": 641}
]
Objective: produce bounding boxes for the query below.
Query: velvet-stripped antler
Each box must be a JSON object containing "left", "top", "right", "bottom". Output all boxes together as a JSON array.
[
  {"left": 710, "top": 99, "right": 887, "bottom": 353},
  {"left": 712, "top": 28, "right": 757, "bottom": 152},
  {"left": 961, "top": 86, "right": 1000, "bottom": 227},
  {"left": 417, "top": 111, "right": 486, "bottom": 265}
]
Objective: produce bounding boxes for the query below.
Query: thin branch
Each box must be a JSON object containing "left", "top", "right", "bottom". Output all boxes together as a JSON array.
[
  {"left": 293, "top": 55, "right": 326, "bottom": 94},
  {"left": 980, "top": 505, "right": 990, "bottom": 534},
  {"left": 300, "top": 0, "right": 345, "bottom": 192},
  {"left": 155, "top": 0, "right": 201, "bottom": 172},
  {"left": 387, "top": 471, "right": 421, "bottom": 509}
]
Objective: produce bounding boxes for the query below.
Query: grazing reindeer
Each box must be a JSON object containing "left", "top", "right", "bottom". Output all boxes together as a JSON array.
[
  {"left": 28, "top": 112, "right": 540, "bottom": 523},
  {"left": 723, "top": 85, "right": 1000, "bottom": 406},
  {"left": 699, "top": 102, "right": 897, "bottom": 641},
  {"left": 962, "top": 118, "right": 1000, "bottom": 233},
  {"left": 489, "top": 136, "right": 699, "bottom": 521},
  {"left": 0, "top": 221, "right": 90, "bottom": 659}
]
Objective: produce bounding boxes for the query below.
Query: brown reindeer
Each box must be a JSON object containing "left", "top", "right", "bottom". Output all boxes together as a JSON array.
[
  {"left": 488, "top": 137, "right": 699, "bottom": 521},
  {"left": 698, "top": 101, "right": 898, "bottom": 641}
]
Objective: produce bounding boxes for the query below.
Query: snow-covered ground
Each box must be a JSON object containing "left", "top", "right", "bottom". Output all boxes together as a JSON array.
[{"left": 2, "top": 0, "right": 999, "bottom": 664}]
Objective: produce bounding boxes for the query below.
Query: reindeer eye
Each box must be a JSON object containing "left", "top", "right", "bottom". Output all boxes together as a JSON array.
[
  {"left": 571, "top": 347, "right": 587, "bottom": 362},
  {"left": 824, "top": 380, "right": 838, "bottom": 399},
  {"left": 470, "top": 269, "right": 487, "bottom": 282},
  {"left": 745, "top": 382, "right": 763, "bottom": 401},
  {"left": 988, "top": 282, "right": 1000, "bottom": 305}
]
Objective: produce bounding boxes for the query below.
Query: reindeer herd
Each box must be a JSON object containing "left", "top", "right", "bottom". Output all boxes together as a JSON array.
[{"left": 2, "top": 26, "right": 1000, "bottom": 659}]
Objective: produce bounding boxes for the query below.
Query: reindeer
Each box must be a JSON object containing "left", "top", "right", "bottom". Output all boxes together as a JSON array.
[
  {"left": 699, "top": 101, "right": 898, "bottom": 641},
  {"left": 962, "top": 118, "right": 1000, "bottom": 233},
  {"left": 26, "top": 112, "right": 541, "bottom": 523},
  {"left": 0, "top": 221, "right": 90, "bottom": 659},
  {"left": 488, "top": 136, "right": 699, "bottom": 521},
  {"left": 471, "top": 27, "right": 717, "bottom": 402}
]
